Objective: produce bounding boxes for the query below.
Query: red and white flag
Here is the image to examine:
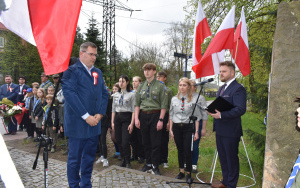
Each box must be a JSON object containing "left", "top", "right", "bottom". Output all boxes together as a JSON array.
[
  {"left": 0, "top": 0, "right": 82, "bottom": 75},
  {"left": 192, "top": 0, "right": 211, "bottom": 66},
  {"left": 233, "top": 7, "right": 251, "bottom": 76},
  {"left": 192, "top": 6, "right": 235, "bottom": 78}
]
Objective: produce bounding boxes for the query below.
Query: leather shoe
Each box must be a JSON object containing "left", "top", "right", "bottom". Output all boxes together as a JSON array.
[
  {"left": 11, "top": 132, "right": 16, "bottom": 135},
  {"left": 4, "top": 132, "right": 11, "bottom": 135},
  {"left": 211, "top": 182, "right": 227, "bottom": 188},
  {"left": 175, "top": 172, "right": 185, "bottom": 179}
]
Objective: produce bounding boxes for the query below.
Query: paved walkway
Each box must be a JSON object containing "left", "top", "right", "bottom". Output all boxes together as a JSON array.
[{"left": 0, "top": 145, "right": 210, "bottom": 188}]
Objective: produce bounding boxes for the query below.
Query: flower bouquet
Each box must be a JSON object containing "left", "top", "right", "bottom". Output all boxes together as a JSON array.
[{"left": 0, "top": 98, "right": 23, "bottom": 126}]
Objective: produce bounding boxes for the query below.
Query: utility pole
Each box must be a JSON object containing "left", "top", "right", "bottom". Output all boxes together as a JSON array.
[{"left": 84, "top": 0, "right": 140, "bottom": 86}]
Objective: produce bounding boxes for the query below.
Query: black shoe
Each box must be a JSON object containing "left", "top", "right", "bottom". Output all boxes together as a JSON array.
[
  {"left": 141, "top": 164, "right": 152, "bottom": 172},
  {"left": 126, "top": 163, "right": 131, "bottom": 168},
  {"left": 152, "top": 167, "right": 161, "bottom": 175},
  {"left": 33, "top": 138, "right": 39, "bottom": 142},
  {"left": 186, "top": 173, "right": 193, "bottom": 184},
  {"left": 175, "top": 172, "right": 185, "bottom": 179},
  {"left": 138, "top": 157, "right": 145, "bottom": 164},
  {"left": 4, "top": 132, "right": 11, "bottom": 135},
  {"left": 119, "top": 159, "right": 126, "bottom": 167}
]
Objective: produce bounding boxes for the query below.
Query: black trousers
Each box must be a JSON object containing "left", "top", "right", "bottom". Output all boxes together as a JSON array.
[
  {"left": 139, "top": 112, "right": 162, "bottom": 167},
  {"left": 27, "top": 122, "right": 36, "bottom": 137},
  {"left": 114, "top": 112, "right": 132, "bottom": 162},
  {"left": 173, "top": 123, "right": 193, "bottom": 173},
  {"left": 216, "top": 135, "right": 240, "bottom": 188},
  {"left": 98, "top": 123, "right": 108, "bottom": 158},
  {"left": 130, "top": 126, "right": 145, "bottom": 159},
  {"left": 160, "top": 112, "right": 169, "bottom": 163}
]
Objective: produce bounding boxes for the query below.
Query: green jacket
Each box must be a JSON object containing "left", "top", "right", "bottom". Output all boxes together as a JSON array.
[{"left": 135, "top": 79, "right": 168, "bottom": 111}]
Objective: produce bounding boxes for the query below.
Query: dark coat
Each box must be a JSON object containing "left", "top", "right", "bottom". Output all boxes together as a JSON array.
[
  {"left": 61, "top": 59, "right": 109, "bottom": 139},
  {"left": 33, "top": 99, "right": 47, "bottom": 118},
  {"left": 0, "top": 83, "right": 19, "bottom": 104},
  {"left": 213, "top": 80, "right": 247, "bottom": 138}
]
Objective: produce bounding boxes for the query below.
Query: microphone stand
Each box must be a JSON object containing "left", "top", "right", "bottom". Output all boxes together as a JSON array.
[{"left": 166, "top": 83, "right": 211, "bottom": 187}]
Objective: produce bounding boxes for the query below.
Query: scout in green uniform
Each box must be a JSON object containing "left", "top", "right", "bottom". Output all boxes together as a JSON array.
[
  {"left": 156, "top": 71, "right": 173, "bottom": 169},
  {"left": 135, "top": 63, "right": 168, "bottom": 175}
]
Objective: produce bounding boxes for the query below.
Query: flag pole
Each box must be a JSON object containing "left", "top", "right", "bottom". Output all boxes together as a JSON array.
[{"left": 234, "top": 38, "right": 240, "bottom": 63}]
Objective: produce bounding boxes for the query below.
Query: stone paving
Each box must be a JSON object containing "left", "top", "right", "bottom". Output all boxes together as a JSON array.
[{"left": 0, "top": 146, "right": 210, "bottom": 188}]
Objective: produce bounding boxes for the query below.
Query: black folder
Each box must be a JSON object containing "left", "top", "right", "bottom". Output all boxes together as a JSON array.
[{"left": 206, "top": 96, "right": 234, "bottom": 113}]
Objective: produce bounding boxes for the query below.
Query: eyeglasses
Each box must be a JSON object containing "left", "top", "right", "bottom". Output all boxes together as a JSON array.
[{"left": 82, "top": 51, "right": 99, "bottom": 57}]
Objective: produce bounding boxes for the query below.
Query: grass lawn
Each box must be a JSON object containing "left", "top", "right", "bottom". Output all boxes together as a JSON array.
[{"left": 167, "top": 111, "right": 266, "bottom": 187}]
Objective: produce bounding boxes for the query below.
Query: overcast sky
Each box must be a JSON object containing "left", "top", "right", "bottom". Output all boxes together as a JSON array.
[{"left": 78, "top": 0, "right": 188, "bottom": 57}]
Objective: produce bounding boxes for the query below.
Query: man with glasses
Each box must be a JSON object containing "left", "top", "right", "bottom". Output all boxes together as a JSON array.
[{"left": 62, "top": 42, "right": 108, "bottom": 188}]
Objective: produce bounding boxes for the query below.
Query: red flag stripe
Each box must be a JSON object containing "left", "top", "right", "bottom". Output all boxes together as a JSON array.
[
  {"left": 28, "top": 0, "right": 82, "bottom": 75},
  {"left": 194, "top": 17, "right": 211, "bottom": 63}
]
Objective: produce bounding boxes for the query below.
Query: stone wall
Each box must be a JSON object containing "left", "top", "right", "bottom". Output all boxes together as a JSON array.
[{"left": 263, "top": 1, "right": 300, "bottom": 187}]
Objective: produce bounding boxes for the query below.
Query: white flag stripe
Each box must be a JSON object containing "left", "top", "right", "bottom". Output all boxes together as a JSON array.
[
  {"left": 216, "top": 6, "right": 235, "bottom": 33},
  {"left": 240, "top": 7, "right": 249, "bottom": 48},
  {"left": 195, "top": 0, "right": 206, "bottom": 24},
  {"left": 0, "top": 0, "right": 36, "bottom": 46}
]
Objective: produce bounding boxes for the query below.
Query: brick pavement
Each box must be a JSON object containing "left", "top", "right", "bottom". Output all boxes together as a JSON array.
[{"left": 0, "top": 146, "right": 210, "bottom": 188}]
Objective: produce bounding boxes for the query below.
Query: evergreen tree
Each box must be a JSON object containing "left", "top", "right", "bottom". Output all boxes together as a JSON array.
[
  {"left": 84, "top": 15, "right": 106, "bottom": 73},
  {"left": 0, "top": 31, "right": 43, "bottom": 85},
  {"left": 71, "top": 26, "right": 85, "bottom": 58}
]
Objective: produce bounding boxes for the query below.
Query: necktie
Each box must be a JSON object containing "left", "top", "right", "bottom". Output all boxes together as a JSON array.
[
  {"left": 119, "top": 92, "right": 124, "bottom": 105},
  {"left": 181, "top": 97, "right": 185, "bottom": 113},
  {"left": 220, "top": 84, "right": 227, "bottom": 96},
  {"left": 7, "top": 84, "right": 9, "bottom": 91},
  {"left": 147, "top": 83, "right": 150, "bottom": 98}
]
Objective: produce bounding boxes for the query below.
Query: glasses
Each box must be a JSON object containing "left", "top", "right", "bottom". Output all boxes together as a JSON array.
[{"left": 82, "top": 51, "right": 99, "bottom": 57}]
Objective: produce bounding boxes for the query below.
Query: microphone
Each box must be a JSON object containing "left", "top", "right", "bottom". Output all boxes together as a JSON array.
[{"left": 194, "top": 78, "right": 214, "bottom": 86}]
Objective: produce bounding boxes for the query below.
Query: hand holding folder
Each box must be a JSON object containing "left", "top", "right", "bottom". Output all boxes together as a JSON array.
[{"left": 206, "top": 96, "right": 234, "bottom": 113}]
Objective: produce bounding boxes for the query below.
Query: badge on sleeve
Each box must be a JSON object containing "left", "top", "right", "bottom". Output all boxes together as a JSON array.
[{"left": 92, "top": 72, "right": 98, "bottom": 85}]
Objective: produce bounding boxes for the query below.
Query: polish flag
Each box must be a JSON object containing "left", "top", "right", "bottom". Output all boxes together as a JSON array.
[
  {"left": 192, "top": 0, "right": 211, "bottom": 66},
  {"left": 0, "top": 0, "right": 82, "bottom": 75},
  {"left": 233, "top": 7, "right": 251, "bottom": 76},
  {"left": 192, "top": 6, "right": 235, "bottom": 78}
]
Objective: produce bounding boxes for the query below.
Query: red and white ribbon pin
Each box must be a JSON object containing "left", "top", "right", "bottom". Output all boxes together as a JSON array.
[{"left": 92, "top": 71, "right": 99, "bottom": 85}]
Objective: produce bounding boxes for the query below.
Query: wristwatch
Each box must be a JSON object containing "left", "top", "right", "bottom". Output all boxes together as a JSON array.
[{"left": 159, "top": 118, "right": 163, "bottom": 122}]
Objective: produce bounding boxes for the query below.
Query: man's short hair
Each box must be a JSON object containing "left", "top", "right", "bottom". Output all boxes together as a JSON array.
[
  {"left": 19, "top": 75, "right": 25, "bottom": 80},
  {"left": 80, "top": 42, "right": 97, "bottom": 52},
  {"left": 157, "top": 71, "right": 167, "bottom": 78},
  {"left": 46, "top": 94, "right": 54, "bottom": 100},
  {"left": 5, "top": 75, "right": 12, "bottom": 79},
  {"left": 142, "top": 63, "right": 156, "bottom": 71},
  {"left": 220, "top": 61, "right": 235, "bottom": 71}
]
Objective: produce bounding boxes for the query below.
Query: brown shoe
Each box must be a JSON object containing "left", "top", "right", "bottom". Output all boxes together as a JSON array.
[{"left": 211, "top": 182, "right": 226, "bottom": 188}]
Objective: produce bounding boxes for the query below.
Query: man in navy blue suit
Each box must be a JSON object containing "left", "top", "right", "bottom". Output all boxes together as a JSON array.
[
  {"left": 17, "top": 76, "right": 29, "bottom": 131},
  {"left": 62, "top": 42, "right": 108, "bottom": 188},
  {"left": 0, "top": 75, "right": 19, "bottom": 135},
  {"left": 208, "top": 61, "right": 247, "bottom": 188}
]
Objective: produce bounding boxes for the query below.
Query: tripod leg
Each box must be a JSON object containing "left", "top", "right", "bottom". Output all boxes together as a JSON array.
[{"left": 210, "top": 149, "right": 218, "bottom": 184}]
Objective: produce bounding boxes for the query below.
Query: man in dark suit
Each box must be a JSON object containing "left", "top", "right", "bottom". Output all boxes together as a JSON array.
[
  {"left": 17, "top": 75, "right": 29, "bottom": 103},
  {"left": 62, "top": 42, "right": 108, "bottom": 188},
  {"left": 207, "top": 61, "right": 247, "bottom": 188},
  {"left": 0, "top": 75, "right": 19, "bottom": 135},
  {"left": 17, "top": 75, "right": 29, "bottom": 131}
]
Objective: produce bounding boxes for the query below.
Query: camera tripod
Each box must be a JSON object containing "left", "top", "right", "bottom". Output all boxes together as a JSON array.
[{"left": 32, "top": 135, "right": 53, "bottom": 188}]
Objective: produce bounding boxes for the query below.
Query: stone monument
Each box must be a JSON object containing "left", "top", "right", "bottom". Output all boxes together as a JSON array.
[{"left": 263, "top": 1, "right": 300, "bottom": 187}]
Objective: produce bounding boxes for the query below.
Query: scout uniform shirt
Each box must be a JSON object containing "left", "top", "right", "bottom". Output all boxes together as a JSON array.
[
  {"left": 112, "top": 91, "right": 135, "bottom": 113},
  {"left": 192, "top": 92, "right": 208, "bottom": 121},
  {"left": 169, "top": 94, "right": 201, "bottom": 123},
  {"left": 135, "top": 79, "right": 168, "bottom": 111}
]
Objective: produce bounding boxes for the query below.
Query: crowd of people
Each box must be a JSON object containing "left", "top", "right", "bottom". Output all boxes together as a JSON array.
[{"left": 0, "top": 42, "right": 246, "bottom": 188}]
